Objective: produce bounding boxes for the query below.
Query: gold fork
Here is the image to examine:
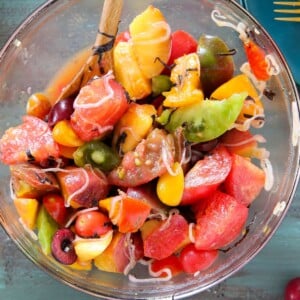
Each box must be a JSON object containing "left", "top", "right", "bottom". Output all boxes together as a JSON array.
[{"left": 273, "top": 1, "right": 300, "bottom": 21}]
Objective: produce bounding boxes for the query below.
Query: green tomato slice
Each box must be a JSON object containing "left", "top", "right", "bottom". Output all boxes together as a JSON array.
[
  {"left": 36, "top": 205, "right": 59, "bottom": 255},
  {"left": 165, "top": 92, "right": 246, "bottom": 143}
]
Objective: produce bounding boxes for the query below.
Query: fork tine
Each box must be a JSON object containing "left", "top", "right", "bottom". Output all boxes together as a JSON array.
[
  {"left": 274, "top": 1, "right": 300, "bottom": 21},
  {"left": 273, "top": 1, "right": 300, "bottom": 5},
  {"left": 274, "top": 8, "right": 300, "bottom": 13},
  {"left": 274, "top": 17, "right": 300, "bottom": 21}
]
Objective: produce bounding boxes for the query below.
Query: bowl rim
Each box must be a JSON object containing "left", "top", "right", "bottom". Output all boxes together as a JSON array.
[{"left": 0, "top": 0, "right": 300, "bottom": 299}]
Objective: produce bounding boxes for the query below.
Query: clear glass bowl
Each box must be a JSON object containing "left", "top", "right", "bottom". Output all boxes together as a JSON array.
[{"left": 0, "top": 0, "right": 299, "bottom": 299}]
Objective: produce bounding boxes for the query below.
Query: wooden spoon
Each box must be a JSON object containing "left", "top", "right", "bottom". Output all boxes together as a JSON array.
[{"left": 57, "top": 0, "right": 123, "bottom": 101}]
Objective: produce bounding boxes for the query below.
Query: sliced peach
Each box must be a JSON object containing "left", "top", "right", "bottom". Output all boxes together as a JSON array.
[
  {"left": 114, "top": 41, "right": 151, "bottom": 100},
  {"left": 112, "top": 103, "right": 156, "bottom": 154},
  {"left": 129, "top": 5, "right": 171, "bottom": 78},
  {"left": 74, "top": 230, "right": 113, "bottom": 262},
  {"left": 14, "top": 197, "right": 39, "bottom": 230}
]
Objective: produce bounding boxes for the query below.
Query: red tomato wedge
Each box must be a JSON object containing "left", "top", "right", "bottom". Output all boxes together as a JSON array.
[
  {"left": 108, "top": 128, "right": 174, "bottom": 187},
  {"left": 71, "top": 72, "right": 129, "bottom": 141},
  {"left": 57, "top": 165, "right": 109, "bottom": 208},
  {"left": 0, "top": 115, "right": 59, "bottom": 165},
  {"left": 223, "top": 153, "right": 265, "bottom": 206},
  {"left": 193, "top": 190, "right": 248, "bottom": 250},
  {"left": 150, "top": 254, "right": 183, "bottom": 278},
  {"left": 42, "top": 193, "right": 68, "bottom": 226},
  {"left": 178, "top": 243, "right": 219, "bottom": 274},
  {"left": 181, "top": 145, "right": 232, "bottom": 205},
  {"left": 166, "top": 30, "right": 198, "bottom": 69},
  {"left": 142, "top": 213, "right": 189, "bottom": 260}
]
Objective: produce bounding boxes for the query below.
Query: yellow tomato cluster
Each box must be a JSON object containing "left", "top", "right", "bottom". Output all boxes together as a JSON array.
[{"left": 113, "top": 5, "right": 171, "bottom": 100}]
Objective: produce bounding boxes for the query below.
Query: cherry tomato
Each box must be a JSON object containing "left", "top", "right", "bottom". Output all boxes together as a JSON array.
[
  {"left": 74, "top": 211, "right": 112, "bottom": 238},
  {"left": 26, "top": 93, "right": 51, "bottom": 120},
  {"left": 42, "top": 193, "right": 68, "bottom": 226},
  {"left": 178, "top": 243, "right": 218, "bottom": 274},
  {"left": 285, "top": 277, "right": 300, "bottom": 300}
]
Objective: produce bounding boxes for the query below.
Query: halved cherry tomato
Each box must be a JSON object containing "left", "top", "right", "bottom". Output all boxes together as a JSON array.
[
  {"left": 74, "top": 210, "right": 112, "bottom": 238},
  {"left": 42, "top": 193, "right": 68, "bottom": 226},
  {"left": 181, "top": 145, "right": 232, "bottom": 205},
  {"left": 178, "top": 243, "right": 218, "bottom": 274}
]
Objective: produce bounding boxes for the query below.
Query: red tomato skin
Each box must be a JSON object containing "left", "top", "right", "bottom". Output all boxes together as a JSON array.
[
  {"left": 130, "top": 232, "right": 144, "bottom": 261},
  {"left": 57, "top": 166, "right": 109, "bottom": 208},
  {"left": 285, "top": 277, "right": 300, "bottom": 300},
  {"left": 143, "top": 214, "right": 189, "bottom": 260},
  {"left": 117, "top": 196, "right": 151, "bottom": 233},
  {"left": 71, "top": 76, "right": 129, "bottom": 141},
  {"left": 244, "top": 40, "right": 270, "bottom": 81},
  {"left": 151, "top": 254, "right": 183, "bottom": 277},
  {"left": 179, "top": 243, "right": 219, "bottom": 274},
  {"left": 223, "top": 153, "right": 265, "bottom": 207},
  {"left": 181, "top": 145, "right": 232, "bottom": 205},
  {"left": 220, "top": 128, "right": 258, "bottom": 157},
  {"left": 115, "top": 31, "right": 131, "bottom": 45},
  {"left": 74, "top": 211, "right": 112, "bottom": 238},
  {"left": 193, "top": 190, "right": 248, "bottom": 250},
  {"left": 0, "top": 115, "right": 59, "bottom": 165},
  {"left": 42, "top": 193, "right": 68, "bottom": 226},
  {"left": 168, "top": 30, "right": 198, "bottom": 66}
]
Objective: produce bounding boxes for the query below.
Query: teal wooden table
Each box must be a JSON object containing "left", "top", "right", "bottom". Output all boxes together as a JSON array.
[{"left": 0, "top": 1, "right": 300, "bottom": 299}]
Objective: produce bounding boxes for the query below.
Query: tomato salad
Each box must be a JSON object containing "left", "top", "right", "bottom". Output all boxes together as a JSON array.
[{"left": 0, "top": 5, "right": 278, "bottom": 281}]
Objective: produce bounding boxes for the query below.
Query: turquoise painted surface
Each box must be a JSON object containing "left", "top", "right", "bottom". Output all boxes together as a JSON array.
[{"left": 0, "top": 1, "right": 300, "bottom": 299}]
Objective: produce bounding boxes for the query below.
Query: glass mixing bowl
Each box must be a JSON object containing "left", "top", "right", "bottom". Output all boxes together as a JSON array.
[{"left": 0, "top": 0, "right": 299, "bottom": 299}]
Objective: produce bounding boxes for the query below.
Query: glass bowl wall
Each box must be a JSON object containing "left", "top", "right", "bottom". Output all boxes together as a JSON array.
[{"left": 0, "top": 0, "right": 299, "bottom": 299}]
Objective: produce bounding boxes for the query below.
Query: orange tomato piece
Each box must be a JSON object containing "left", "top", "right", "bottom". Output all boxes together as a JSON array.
[{"left": 244, "top": 40, "right": 270, "bottom": 81}]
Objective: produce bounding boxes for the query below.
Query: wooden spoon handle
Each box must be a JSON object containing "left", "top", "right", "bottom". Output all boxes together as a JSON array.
[
  {"left": 57, "top": 0, "right": 123, "bottom": 101},
  {"left": 95, "top": 0, "right": 123, "bottom": 47}
]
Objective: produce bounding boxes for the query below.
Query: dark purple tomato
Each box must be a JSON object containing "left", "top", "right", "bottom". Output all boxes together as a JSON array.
[
  {"left": 48, "top": 97, "right": 74, "bottom": 127},
  {"left": 285, "top": 277, "right": 300, "bottom": 300}
]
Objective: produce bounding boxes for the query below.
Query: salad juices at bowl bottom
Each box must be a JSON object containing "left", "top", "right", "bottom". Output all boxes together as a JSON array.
[{"left": 0, "top": 4, "right": 287, "bottom": 282}]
